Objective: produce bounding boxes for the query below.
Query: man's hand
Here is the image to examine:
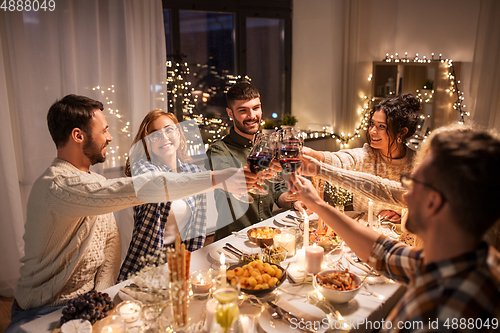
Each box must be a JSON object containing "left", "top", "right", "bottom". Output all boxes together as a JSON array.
[
  {"left": 243, "top": 165, "right": 265, "bottom": 191},
  {"left": 213, "top": 167, "right": 261, "bottom": 194},
  {"left": 269, "top": 160, "right": 282, "bottom": 174},
  {"left": 300, "top": 155, "right": 321, "bottom": 176}
]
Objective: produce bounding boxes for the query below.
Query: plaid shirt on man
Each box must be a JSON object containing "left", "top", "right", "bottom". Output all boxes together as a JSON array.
[
  {"left": 118, "top": 159, "right": 206, "bottom": 281},
  {"left": 368, "top": 237, "right": 500, "bottom": 333}
]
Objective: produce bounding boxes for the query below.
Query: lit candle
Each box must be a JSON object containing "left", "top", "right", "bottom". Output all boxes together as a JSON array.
[
  {"left": 205, "top": 298, "right": 217, "bottom": 332},
  {"left": 305, "top": 243, "right": 324, "bottom": 274},
  {"left": 100, "top": 324, "right": 125, "bottom": 333},
  {"left": 220, "top": 253, "right": 227, "bottom": 288},
  {"left": 192, "top": 273, "right": 212, "bottom": 293},
  {"left": 368, "top": 200, "right": 373, "bottom": 227},
  {"left": 273, "top": 233, "right": 296, "bottom": 257},
  {"left": 116, "top": 301, "right": 141, "bottom": 323}
]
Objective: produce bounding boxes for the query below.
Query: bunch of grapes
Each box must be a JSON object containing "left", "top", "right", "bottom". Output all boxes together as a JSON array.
[{"left": 60, "top": 290, "right": 115, "bottom": 325}]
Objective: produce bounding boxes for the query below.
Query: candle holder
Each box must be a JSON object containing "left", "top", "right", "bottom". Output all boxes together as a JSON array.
[
  {"left": 190, "top": 269, "right": 213, "bottom": 299},
  {"left": 116, "top": 300, "right": 142, "bottom": 324},
  {"left": 97, "top": 314, "right": 126, "bottom": 333},
  {"left": 209, "top": 277, "right": 242, "bottom": 333},
  {"left": 273, "top": 227, "right": 297, "bottom": 257}
]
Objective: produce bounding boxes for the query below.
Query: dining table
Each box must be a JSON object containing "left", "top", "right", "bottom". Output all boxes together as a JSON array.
[{"left": 19, "top": 210, "right": 407, "bottom": 333}]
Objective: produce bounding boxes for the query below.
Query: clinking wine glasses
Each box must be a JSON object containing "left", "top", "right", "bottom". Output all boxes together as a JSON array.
[
  {"left": 277, "top": 128, "right": 303, "bottom": 201},
  {"left": 268, "top": 131, "right": 284, "bottom": 183},
  {"left": 247, "top": 133, "right": 274, "bottom": 196}
]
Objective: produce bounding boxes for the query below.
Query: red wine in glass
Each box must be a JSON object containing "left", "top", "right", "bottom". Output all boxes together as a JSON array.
[
  {"left": 247, "top": 151, "right": 273, "bottom": 174},
  {"left": 278, "top": 145, "right": 299, "bottom": 160},
  {"left": 279, "top": 158, "right": 301, "bottom": 173}
]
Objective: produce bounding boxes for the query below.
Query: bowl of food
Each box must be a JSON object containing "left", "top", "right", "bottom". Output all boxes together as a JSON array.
[
  {"left": 313, "top": 269, "right": 361, "bottom": 303},
  {"left": 261, "top": 246, "right": 288, "bottom": 265},
  {"left": 226, "top": 260, "right": 286, "bottom": 296},
  {"left": 309, "top": 232, "right": 342, "bottom": 253},
  {"left": 247, "top": 226, "right": 280, "bottom": 247}
]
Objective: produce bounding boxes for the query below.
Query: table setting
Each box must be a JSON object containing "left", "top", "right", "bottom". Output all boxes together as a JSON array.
[{"left": 20, "top": 209, "right": 406, "bottom": 333}]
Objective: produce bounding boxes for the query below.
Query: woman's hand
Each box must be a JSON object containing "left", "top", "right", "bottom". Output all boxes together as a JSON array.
[
  {"left": 300, "top": 155, "right": 321, "bottom": 176},
  {"left": 289, "top": 174, "right": 322, "bottom": 209},
  {"left": 292, "top": 200, "right": 313, "bottom": 215},
  {"left": 378, "top": 210, "right": 401, "bottom": 222},
  {"left": 302, "top": 146, "right": 324, "bottom": 162}
]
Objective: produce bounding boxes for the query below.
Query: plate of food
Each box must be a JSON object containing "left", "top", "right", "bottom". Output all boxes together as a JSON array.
[
  {"left": 247, "top": 226, "right": 279, "bottom": 247},
  {"left": 226, "top": 260, "right": 286, "bottom": 296}
]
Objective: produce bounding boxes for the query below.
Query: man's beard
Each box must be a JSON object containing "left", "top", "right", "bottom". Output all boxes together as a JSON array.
[
  {"left": 83, "top": 133, "right": 107, "bottom": 165},
  {"left": 234, "top": 117, "right": 260, "bottom": 136}
]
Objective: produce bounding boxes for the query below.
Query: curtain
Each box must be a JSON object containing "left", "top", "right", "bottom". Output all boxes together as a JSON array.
[
  {"left": 469, "top": 0, "right": 500, "bottom": 130},
  {"left": 0, "top": 0, "right": 166, "bottom": 297}
]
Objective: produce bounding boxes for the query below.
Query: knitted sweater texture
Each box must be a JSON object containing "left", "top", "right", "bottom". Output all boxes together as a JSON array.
[
  {"left": 15, "top": 158, "right": 212, "bottom": 309},
  {"left": 322, "top": 144, "right": 414, "bottom": 215}
]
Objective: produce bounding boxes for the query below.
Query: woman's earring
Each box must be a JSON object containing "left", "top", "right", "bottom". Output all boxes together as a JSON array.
[{"left": 397, "top": 137, "right": 402, "bottom": 143}]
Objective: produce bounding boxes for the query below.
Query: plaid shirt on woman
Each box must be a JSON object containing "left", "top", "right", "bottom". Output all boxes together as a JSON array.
[
  {"left": 368, "top": 237, "right": 500, "bottom": 333},
  {"left": 118, "top": 159, "right": 206, "bottom": 281}
]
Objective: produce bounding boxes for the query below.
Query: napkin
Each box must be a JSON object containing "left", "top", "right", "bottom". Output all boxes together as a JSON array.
[{"left": 276, "top": 299, "right": 324, "bottom": 322}]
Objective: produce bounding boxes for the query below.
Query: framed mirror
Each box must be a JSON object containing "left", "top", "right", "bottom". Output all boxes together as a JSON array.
[{"left": 371, "top": 60, "right": 461, "bottom": 139}]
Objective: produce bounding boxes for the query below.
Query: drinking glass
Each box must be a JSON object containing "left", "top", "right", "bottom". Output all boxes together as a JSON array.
[
  {"left": 277, "top": 128, "right": 303, "bottom": 201},
  {"left": 247, "top": 133, "right": 274, "bottom": 196},
  {"left": 268, "top": 131, "right": 284, "bottom": 183}
]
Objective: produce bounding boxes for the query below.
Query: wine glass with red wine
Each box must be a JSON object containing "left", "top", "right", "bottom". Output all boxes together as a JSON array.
[
  {"left": 247, "top": 133, "right": 274, "bottom": 196},
  {"left": 268, "top": 131, "right": 284, "bottom": 183},
  {"left": 277, "top": 128, "right": 303, "bottom": 201}
]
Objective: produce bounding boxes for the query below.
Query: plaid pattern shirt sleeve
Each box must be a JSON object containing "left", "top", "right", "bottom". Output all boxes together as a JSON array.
[
  {"left": 178, "top": 160, "right": 206, "bottom": 252},
  {"left": 370, "top": 238, "right": 500, "bottom": 333},
  {"left": 118, "top": 159, "right": 206, "bottom": 281},
  {"left": 369, "top": 235, "right": 423, "bottom": 285}
]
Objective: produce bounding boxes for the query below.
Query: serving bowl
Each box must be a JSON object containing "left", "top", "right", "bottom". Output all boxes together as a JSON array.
[
  {"left": 308, "top": 232, "right": 342, "bottom": 253},
  {"left": 226, "top": 261, "right": 286, "bottom": 296},
  {"left": 247, "top": 227, "right": 280, "bottom": 247},
  {"left": 313, "top": 270, "right": 361, "bottom": 303}
]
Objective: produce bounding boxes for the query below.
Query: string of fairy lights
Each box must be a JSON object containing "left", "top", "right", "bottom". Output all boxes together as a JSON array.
[
  {"left": 382, "top": 52, "right": 468, "bottom": 122},
  {"left": 166, "top": 60, "right": 252, "bottom": 149},
  {"left": 303, "top": 52, "right": 468, "bottom": 149},
  {"left": 166, "top": 52, "right": 468, "bottom": 152},
  {"left": 91, "top": 85, "right": 132, "bottom": 168}
]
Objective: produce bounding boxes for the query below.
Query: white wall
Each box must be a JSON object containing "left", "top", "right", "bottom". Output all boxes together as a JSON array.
[{"left": 292, "top": 0, "right": 481, "bottom": 149}]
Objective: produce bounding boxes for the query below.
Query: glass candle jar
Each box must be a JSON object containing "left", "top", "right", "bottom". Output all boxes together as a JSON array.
[{"left": 273, "top": 227, "right": 297, "bottom": 257}]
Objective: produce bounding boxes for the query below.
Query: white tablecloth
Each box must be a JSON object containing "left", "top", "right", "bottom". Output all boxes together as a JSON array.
[{"left": 19, "top": 210, "right": 406, "bottom": 333}]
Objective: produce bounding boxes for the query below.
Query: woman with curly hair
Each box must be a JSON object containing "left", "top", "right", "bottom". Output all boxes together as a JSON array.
[
  {"left": 118, "top": 110, "right": 207, "bottom": 280},
  {"left": 303, "top": 94, "right": 421, "bottom": 222}
]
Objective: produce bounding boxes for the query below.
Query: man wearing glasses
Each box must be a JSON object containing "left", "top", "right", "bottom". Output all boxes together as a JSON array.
[{"left": 292, "top": 125, "right": 500, "bottom": 332}]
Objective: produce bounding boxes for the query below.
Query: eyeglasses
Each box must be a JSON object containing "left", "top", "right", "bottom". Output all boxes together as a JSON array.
[
  {"left": 400, "top": 174, "right": 446, "bottom": 201},
  {"left": 147, "top": 126, "right": 178, "bottom": 143}
]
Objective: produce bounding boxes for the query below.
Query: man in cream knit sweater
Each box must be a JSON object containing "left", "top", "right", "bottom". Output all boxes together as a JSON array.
[{"left": 7, "top": 95, "right": 251, "bottom": 332}]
